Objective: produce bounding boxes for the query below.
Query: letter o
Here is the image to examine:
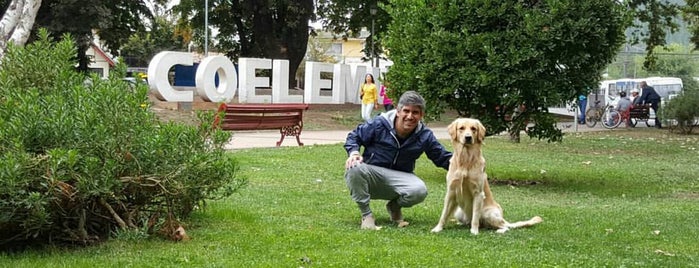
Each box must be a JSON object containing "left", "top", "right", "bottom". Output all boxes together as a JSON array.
[{"left": 196, "top": 56, "right": 237, "bottom": 102}]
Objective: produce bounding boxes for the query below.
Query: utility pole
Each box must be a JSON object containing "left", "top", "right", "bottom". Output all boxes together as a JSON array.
[
  {"left": 370, "top": 6, "right": 377, "bottom": 68},
  {"left": 205, "top": 0, "right": 209, "bottom": 57}
]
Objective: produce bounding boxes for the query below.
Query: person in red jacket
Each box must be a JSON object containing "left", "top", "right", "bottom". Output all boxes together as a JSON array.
[{"left": 379, "top": 81, "right": 394, "bottom": 111}]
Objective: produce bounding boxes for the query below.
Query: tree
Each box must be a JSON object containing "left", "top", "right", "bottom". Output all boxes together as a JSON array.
[
  {"left": 385, "top": 0, "right": 629, "bottom": 142},
  {"left": 628, "top": 0, "right": 681, "bottom": 71},
  {"left": 295, "top": 35, "right": 339, "bottom": 87},
  {"left": 173, "top": 0, "right": 314, "bottom": 86},
  {"left": 683, "top": 0, "right": 699, "bottom": 48},
  {"left": 315, "top": 0, "right": 391, "bottom": 65},
  {"left": 0, "top": 0, "right": 42, "bottom": 61},
  {"left": 120, "top": 15, "right": 189, "bottom": 67},
  {"left": 31, "top": 0, "right": 160, "bottom": 72}
]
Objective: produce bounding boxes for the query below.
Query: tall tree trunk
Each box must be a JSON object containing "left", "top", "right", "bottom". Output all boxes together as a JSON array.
[
  {"left": 9, "top": 0, "right": 40, "bottom": 45},
  {"left": 285, "top": 0, "right": 313, "bottom": 88},
  {"left": 0, "top": 0, "right": 41, "bottom": 61},
  {"left": 242, "top": 0, "right": 313, "bottom": 88}
]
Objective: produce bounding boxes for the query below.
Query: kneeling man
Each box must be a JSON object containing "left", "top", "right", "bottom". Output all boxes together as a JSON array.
[{"left": 344, "top": 91, "right": 452, "bottom": 230}]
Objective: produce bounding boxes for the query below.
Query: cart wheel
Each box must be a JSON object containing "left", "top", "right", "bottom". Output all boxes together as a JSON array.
[
  {"left": 645, "top": 119, "right": 652, "bottom": 127},
  {"left": 630, "top": 118, "right": 638, "bottom": 127}
]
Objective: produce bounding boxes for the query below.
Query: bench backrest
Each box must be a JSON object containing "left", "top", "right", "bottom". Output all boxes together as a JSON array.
[
  {"left": 214, "top": 103, "right": 309, "bottom": 131},
  {"left": 629, "top": 104, "right": 650, "bottom": 118}
]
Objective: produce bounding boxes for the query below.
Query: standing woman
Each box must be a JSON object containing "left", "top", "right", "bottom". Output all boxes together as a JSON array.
[
  {"left": 380, "top": 80, "right": 394, "bottom": 111},
  {"left": 359, "top": 74, "right": 379, "bottom": 121}
]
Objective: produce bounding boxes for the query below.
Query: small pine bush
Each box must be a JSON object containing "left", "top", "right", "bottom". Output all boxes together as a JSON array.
[
  {"left": 0, "top": 29, "right": 245, "bottom": 247},
  {"left": 662, "top": 78, "right": 699, "bottom": 134}
]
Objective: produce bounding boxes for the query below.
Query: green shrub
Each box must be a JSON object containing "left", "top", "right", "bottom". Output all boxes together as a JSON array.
[
  {"left": 0, "top": 29, "right": 245, "bottom": 247},
  {"left": 662, "top": 77, "right": 699, "bottom": 134}
]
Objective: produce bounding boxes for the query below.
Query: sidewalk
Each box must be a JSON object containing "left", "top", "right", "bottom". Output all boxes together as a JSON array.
[{"left": 224, "top": 120, "right": 604, "bottom": 149}]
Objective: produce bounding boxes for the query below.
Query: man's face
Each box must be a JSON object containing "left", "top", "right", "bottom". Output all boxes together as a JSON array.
[{"left": 395, "top": 105, "right": 423, "bottom": 134}]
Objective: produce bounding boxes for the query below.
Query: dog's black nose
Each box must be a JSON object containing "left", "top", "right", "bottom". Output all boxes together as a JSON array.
[{"left": 464, "top": 135, "right": 473, "bottom": 144}]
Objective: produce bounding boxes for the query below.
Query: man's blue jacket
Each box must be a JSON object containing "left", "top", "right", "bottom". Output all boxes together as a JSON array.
[{"left": 344, "top": 110, "right": 452, "bottom": 173}]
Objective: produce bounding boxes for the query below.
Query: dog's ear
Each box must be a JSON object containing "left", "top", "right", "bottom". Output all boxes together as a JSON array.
[
  {"left": 476, "top": 120, "right": 486, "bottom": 143},
  {"left": 448, "top": 120, "right": 457, "bottom": 141}
]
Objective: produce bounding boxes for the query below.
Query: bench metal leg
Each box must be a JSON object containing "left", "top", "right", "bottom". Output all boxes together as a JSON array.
[{"left": 279, "top": 125, "right": 304, "bottom": 146}]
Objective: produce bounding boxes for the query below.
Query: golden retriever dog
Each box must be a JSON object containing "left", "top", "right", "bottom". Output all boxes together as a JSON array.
[{"left": 431, "top": 118, "right": 542, "bottom": 235}]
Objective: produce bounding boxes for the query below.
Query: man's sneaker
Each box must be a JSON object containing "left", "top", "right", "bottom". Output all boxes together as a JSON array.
[
  {"left": 361, "top": 214, "right": 381, "bottom": 230},
  {"left": 386, "top": 200, "right": 410, "bottom": 227}
]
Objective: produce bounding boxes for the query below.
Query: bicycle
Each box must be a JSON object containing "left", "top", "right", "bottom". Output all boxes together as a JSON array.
[
  {"left": 585, "top": 100, "right": 607, "bottom": 127},
  {"left": 602, "top": 104, "right": 653, "bottom": 129},
  {"left": 602, "top": 106, "right": 628, "bottom": 129}
]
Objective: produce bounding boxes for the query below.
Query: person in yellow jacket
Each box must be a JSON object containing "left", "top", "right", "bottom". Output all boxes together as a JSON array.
[{"left": 359, "top": 73, "right": 379, "bottom": 121}]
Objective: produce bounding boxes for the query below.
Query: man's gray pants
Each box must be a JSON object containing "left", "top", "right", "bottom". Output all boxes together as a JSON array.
[{"left": 344, "top": 163, "right": 427, "bottom": 217}]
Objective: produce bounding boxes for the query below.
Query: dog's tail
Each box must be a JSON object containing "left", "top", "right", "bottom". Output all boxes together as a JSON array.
[{"left": 506, "top": 216, "right": 543, "bottom": 229}]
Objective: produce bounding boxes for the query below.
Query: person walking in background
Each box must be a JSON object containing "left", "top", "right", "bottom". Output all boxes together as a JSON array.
[
  {"left": 637, "top": 81, "right": 662, "bottom": 128},
  {"left": 344, "top": 91, "right": 452, "bottom": 230},
  {"left": 379, "top": 81, "right": 394, "bottom": 111},
  {"left": 359, "top": 74, "right": 379, "bottom": 121},
  {"left": 578, "top": 93, "right": 587, "bottom": 125}
]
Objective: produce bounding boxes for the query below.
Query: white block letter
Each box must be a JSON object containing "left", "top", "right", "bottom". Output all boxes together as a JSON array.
[
  {"left": 148, "top": 51, "right": 194, "bottom": 102},
  {"left": 195, "top": 55, "right": 237, "bottom": 102},
  {"left": 238, "top": 58, "right": 272, "bottom": 103}
]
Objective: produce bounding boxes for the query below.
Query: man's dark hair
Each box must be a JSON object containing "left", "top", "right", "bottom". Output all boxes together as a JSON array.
[{"left": 397, "top": 91, "right": 426, "bottom": 112}]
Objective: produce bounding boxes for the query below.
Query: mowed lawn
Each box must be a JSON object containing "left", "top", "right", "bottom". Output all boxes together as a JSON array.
[{"left": 1, "top": 128, "right": 698, "bottom": 267}]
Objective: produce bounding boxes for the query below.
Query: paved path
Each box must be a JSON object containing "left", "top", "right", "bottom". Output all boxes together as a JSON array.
[{"left": 224, "top": 120, "right": 606, "bottom": 149}]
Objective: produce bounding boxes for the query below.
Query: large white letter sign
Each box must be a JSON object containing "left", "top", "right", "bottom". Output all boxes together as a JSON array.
[
  {"left": 304, "top": 61, "right": 334, "bottom": 104},
  {"left": 331, "top": 64, "right": 348, "bottom": 104},
  {"left": 238, "top": 58, "right": 272, "bottom": 103},
  {"left": 195, "top": 55, "right": 237, "bottom": 102},
  {"left": 148, "top": 51, "right": 194, "bottom": 102},
  {"left": 272, "top": 59, "right": 302, "bottom": 103},
  {"left": 341, "top": 65, "right": 368, "bottom": 105}
]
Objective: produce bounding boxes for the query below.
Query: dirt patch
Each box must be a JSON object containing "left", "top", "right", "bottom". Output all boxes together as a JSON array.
[
  {"left": 489, "top": 178, "right": 545, "bottom": 186},
  {"left": 671, "top": 192, "right": 699, "bottom": 200},
  {"left": 148, "top": 93, "right": 457, "bottom": 130},
  {"left": 148, "top": 95, "right": 365, "bottom": 130}
]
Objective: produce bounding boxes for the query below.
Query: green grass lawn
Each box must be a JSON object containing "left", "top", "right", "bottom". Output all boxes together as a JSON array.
[{"left": 1, "top": 129, "right": 698, "bottom": 267}]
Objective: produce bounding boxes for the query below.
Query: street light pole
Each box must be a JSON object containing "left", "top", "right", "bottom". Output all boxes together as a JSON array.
[
  {"left": 205, "top": 0, "right": 209, "bottom": 57},
  {"left": 370, "top": 6, "right": 377, "bottom": 68}
]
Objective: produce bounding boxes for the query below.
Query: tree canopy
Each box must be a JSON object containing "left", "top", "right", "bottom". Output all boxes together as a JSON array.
[
  {"left": 173, "top": 0, "right": 314, "bottom": 85},
  {"left": 384, "top": 0, "right": 629, "bottom": 142},
  {"left": 31, "top": 0, "right": 160, "bottom": 71},
  {"left": 315, "top": 0, "right": 391, "bottom": 64}
]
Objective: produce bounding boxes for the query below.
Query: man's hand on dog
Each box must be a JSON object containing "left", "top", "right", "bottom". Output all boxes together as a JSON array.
[{"left": 345, "top": 152, "right": 363, "bottom": 169}]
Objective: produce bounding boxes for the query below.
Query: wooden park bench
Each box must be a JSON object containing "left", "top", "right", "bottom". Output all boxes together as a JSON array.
[
  {"left": 627, "top": 104, "right": 651, "bottom": 127},
  {"left": 213, "top": 103, "right": 310, "bottom": 146}
]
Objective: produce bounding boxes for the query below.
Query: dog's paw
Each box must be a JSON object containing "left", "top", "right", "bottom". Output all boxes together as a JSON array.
[
  {"left": 397, "top": 220, "right": 410, "bottom": 228},
  {"left": 430, "top": 226, "right": 443, "bottom": 233},
  {"left": 496, "top": 228, "right": 509, "bottom": 234},
  {"left": 361, "top": 225, "right": 382, "bottom": 231},
  {"left": 532, "top": 216, "right": 543, "bottom": 223},
  {"left": 470, "top": 228, "right": 479, "bottom": 235}
]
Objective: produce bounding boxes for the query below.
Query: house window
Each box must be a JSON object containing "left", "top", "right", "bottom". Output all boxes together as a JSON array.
[
  {"left": 89, "top": 68, "right": 104, "bottom": 77},
  {"left": 328, "top": 43, "right": 342, "bottom": 56}
]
